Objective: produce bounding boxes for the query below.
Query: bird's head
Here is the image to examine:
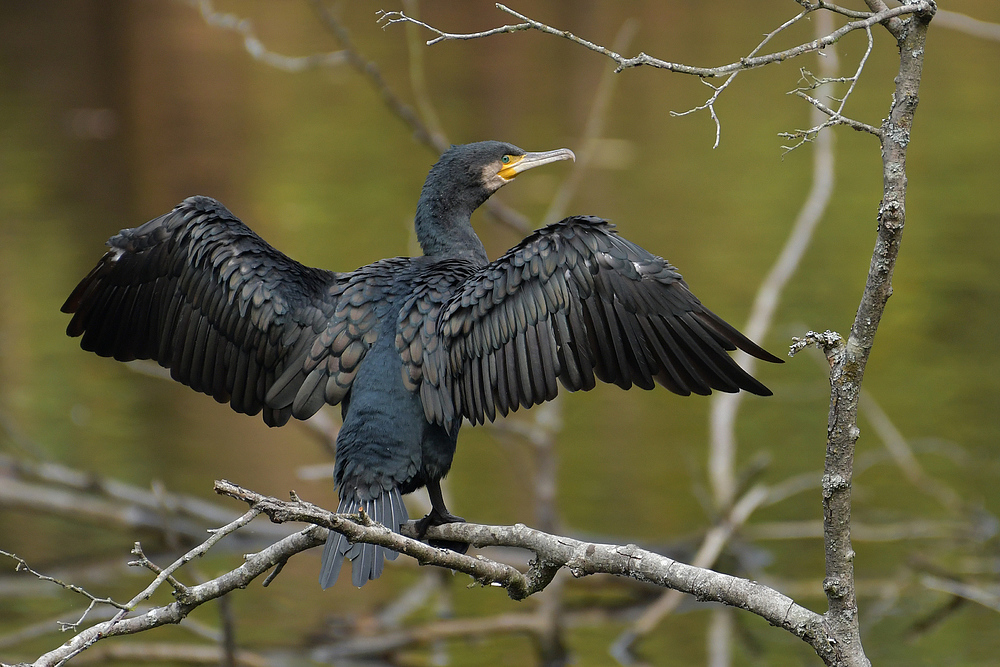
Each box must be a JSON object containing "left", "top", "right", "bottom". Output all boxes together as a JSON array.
[
  {"left": 425, "top": 141, "right": 575, "bottom": 205},
  {"left": 470, "top": 141, "right": 576, "bottom": 194},
  {"left": 416, "top": 141, "right": 575, "bottom": 259}
]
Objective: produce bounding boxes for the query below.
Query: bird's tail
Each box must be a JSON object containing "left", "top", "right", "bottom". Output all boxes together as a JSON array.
[{"left": 319, "top": 487, "right": 409, "bottom": 589}]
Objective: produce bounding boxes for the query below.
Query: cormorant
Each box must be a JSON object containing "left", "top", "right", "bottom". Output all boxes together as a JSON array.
[{"left": 62, "top": 140, "right": 782, "bottom": 588}]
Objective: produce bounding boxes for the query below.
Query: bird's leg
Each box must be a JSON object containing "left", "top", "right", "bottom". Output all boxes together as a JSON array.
[
  {"left": 414, "top": 479, "right": 469, "bottom": 554},
  {"left": 425, "top": 478, "right": 465, "bottom": 524}
]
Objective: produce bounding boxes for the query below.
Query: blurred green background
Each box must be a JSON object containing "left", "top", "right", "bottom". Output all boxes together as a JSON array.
[{"left": 1, "top": 2, "right": 998, "bottom": 665}]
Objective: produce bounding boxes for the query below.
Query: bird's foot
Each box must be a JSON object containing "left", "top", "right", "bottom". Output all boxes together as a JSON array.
[{"left": 414, "top": 509, "right": 469, "bottom": 554}]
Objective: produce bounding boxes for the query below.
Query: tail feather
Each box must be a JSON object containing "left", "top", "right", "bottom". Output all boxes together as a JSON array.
[{"left": 319, "top": 487, "right": 409, "bottom": 589}]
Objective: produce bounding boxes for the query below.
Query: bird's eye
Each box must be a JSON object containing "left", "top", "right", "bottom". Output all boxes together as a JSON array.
[{"left": 501, "top": 155, "right": 511, "bottom": 164}]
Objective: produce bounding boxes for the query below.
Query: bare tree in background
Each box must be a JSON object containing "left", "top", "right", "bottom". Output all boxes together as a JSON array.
[{"left": 4, "top": 2, "right": 1000, "bottom": 666}]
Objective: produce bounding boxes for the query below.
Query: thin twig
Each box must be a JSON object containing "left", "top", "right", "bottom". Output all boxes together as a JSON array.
[
  {"left": 810, "top": 1, "right": 878, "bottom": 20},
  {"left": 25, "top": 524, "right": 325, "bottom": 667},
  {"left": 64, "top": 509, "right": 262, "bottom": 664},
  {"left": 128, "top": 543, "right": 189, "bottom": 596},
  {"left": 670, "top": 7, "right": 813, "bottom": 148},
  {"left": 0, "top": 550, "right": 128, "bottom": 630},
  {"left": 381, "top": 2, "right": 932, "bottom": 148},
  {"left": 780, "top": 25, "right": 880, "bottom": 152}
]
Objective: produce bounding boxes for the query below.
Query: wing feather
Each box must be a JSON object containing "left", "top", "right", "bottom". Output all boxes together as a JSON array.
[
  {"left": 62, "top": 196, "right": 385, "bottom": 426},
  {"left": 494, "top": 340, "right": 511, "bottom": 417},
  {"left": 481, "top": 352, "right": 497, "bottom": 422},
  {"left": 422, "top": 216, "right": 781, "bottom": 426}
]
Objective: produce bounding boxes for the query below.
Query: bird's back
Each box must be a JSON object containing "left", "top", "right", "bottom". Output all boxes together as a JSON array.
[
  {"left": 332, "top": 256, "right": 470, "bottom": 496},
  {"left": 320, "top": 256, "right": 473, "bottom": 587}
]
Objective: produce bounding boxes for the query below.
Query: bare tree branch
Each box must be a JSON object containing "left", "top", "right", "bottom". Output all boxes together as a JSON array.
[
  {"left": 213, "top": 481, "right": 851, "bottom": 663},
  {"left": 670, "top": 6, "right": 813, "bottom": 148},
  {"left": 381, "top": 3, "right": 932, "bottom": 76},
  {"left": 861, "top": 0, "right": 906, "bottom": 38},
  {"left": 379, "top": 2, "right": 933, "bottom": 150},
  {"left": 0, "top": 551, "right": 128, "bottom": 634}
]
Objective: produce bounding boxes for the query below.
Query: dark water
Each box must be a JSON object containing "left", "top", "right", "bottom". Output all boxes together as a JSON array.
[{"left": 1, "top": 2, "right": 999, "bottom": 665}]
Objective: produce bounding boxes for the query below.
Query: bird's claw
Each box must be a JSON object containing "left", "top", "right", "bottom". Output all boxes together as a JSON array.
[{"left": 415, "top": 510, "right": 469, "bottom": 555}]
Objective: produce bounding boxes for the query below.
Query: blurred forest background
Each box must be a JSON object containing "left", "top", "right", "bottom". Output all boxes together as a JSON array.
[{"left": 1, "top": 1, "right": 998, "bottom": 665}]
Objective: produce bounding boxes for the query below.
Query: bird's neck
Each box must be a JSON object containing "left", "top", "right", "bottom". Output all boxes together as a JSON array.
[{"left": 414, "top": 184, "right": 490, "bottom": 265}]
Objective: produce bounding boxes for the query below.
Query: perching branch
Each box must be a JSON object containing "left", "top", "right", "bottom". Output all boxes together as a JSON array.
[
  {"left": 211, "top": 481, "right": 859, "bottom": 664},
  {"left": 613, "top": 485, "right": 771, "bottom": 661}
]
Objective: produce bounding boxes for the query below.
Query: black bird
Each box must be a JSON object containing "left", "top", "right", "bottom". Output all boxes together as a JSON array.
[{"left": 62, "top": 140, "right": 782, "bottom": 588}]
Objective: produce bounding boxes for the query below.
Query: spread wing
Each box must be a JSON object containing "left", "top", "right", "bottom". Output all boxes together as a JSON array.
[
  {"left": 422, "top": 216, "right": 782, "bottom": 427},
  {"left": 62, "top": 196, "right": 382, "bottom": 426}
]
